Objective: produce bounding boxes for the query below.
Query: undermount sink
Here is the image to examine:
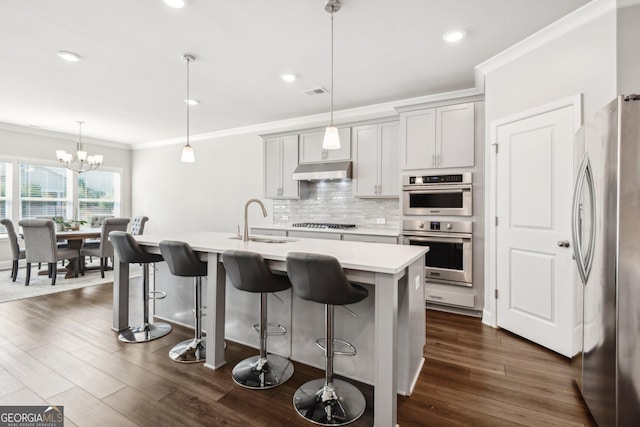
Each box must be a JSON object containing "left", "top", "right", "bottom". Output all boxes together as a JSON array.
[{"left": 229, "top": 236, "right": 293, "bottom": 244}]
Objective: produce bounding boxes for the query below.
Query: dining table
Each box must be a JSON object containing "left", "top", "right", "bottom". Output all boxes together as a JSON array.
[{"left": 55, "top": 228, "right": 102, "bottom": 278}]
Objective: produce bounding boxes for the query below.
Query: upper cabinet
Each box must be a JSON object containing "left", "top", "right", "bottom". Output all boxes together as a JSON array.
[
  {"left": 299, "top": 128, "right": 351, "bottom": 163},
  {"left": 400, "top": 102, "right": 475, "bottom": 170},
  {"left": 352, "top": 121, "right": 399, "bottom": 197},
  {"left": 264, "top": 135, "right": 302, "bottom": 199}
]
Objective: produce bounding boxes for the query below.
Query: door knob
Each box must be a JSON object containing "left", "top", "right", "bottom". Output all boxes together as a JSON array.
[{"left": 557, "top": 240, "right": 570, "bottom": 248}]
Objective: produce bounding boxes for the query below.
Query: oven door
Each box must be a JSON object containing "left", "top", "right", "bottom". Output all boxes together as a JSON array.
[
  {"left": 403, "top": 233, "right": 472, "bottom": 285},
  {"left": 402, "top": 185, "right": 472, "bottom": 216}
]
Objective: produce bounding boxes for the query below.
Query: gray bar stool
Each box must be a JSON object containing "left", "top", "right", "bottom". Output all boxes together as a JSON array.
[
  {"left": 110, "top": 231, "right": 172, "bottom": 343},
  {"left": 285, "top": 252, "right": 369, "bottom": 426},
  {"left": 222, "top": 250, "right": 294, "bottom": 389},
  {"left": 159, "top": 240, "right": 207, "bottom": 363}
]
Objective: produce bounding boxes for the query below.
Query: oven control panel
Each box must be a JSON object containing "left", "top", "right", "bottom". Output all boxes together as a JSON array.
[
  {"left": 403, "top": 172, "right": 472, "bottom": 187},
  {"left": 403, "top": 219, "right": 472, "bottom": 234}
]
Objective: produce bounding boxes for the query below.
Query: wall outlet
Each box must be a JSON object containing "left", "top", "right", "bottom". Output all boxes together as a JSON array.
[
  {"left": 282, "top": 215, "right": 289, "bottom": 220},
  {"left": 376, "top": 217, "right": 386, "bottom": 224}
]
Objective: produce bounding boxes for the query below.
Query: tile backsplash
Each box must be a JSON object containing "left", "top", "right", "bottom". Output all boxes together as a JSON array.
[{"left": 273, "top": 181, "right": 400, "bottom": 229}]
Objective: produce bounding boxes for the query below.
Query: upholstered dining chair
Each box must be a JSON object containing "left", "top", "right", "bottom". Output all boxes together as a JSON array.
[
  {"left": 130, "top": 216, "right": 149, "bottom": 236},
  {"left": 1, "top": 218, "right": 25, "bottom": 282},
  {"left": 90, "top": 215, "right": 115, "bottom": 228},
  {"left": 80, "top": 217, "right": 130, "bottom": 277},
  {"left": 18, "top": 219, "right": 81, "bottom": 286}
]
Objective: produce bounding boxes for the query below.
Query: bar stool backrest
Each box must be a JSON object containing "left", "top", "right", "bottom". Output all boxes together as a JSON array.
[
  {"left": 285, "top": 252, "right": 368, "bottom": 306},
  {"left": 159, "top": 240, "right": 207, "bottom": 277},
  {"left": 110, "top": 231, "right": 163, "bottom": 264},
  {"left": 222, "top": 250, "right": 291, "bottom": 293}
]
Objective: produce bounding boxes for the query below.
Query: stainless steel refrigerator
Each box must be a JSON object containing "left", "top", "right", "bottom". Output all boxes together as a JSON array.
[{"left": 572, "top": 94, "right": 640, "bottom": 427}]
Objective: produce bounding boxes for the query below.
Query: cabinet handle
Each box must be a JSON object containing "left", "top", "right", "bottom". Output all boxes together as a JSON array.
[
  {"left": 432, "top": 154, "right": 435, "bottom": 167},
  {"left": 437, "top": 154, "right": 441, "bottom": 166}
]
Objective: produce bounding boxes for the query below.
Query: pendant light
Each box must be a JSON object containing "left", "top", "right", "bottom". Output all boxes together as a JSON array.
[
  {"left": 322, "top": 0, "right": 341, "bottom": 150},
  {"left": 181, "top": 54, "right": 196, "bottom": 163},
  {"left": 56, "top": 121, "right": 103, "bottom": 173}
]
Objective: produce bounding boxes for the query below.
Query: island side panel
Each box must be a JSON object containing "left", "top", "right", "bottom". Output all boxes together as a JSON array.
[
  {"left": 112, "top": 255, "right": 129, "bottom": 332},
  {"left": 205, "top": 252, "right": 226, "bottom": 369},
  {"left": 397, "top": 256, "right": 426, "bottom": 395}
]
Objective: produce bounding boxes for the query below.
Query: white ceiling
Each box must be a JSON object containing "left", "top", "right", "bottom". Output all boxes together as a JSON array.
[{"left": 0, "top": 0, "right": 590, "bottom": 148}]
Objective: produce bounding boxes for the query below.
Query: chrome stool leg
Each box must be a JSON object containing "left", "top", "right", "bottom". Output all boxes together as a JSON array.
[
  {"left": 170, "top": 276, "right": 206, "bottom": 363},
  {"left": 232, "top": 293, "right": 294, "bottom": 389},
  {"left": 119, "top": 263, "right": 172, "bottom": 343},
  {"left": 293, "top": 305, "right": 365, "bottom": 426}
]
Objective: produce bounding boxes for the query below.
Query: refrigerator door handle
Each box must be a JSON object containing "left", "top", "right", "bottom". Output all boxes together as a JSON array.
[
  {"left": 582, "top": 158, "right": 596, "bottom": 279},
  {"left": 572, "top": 154, "right": 595, "bottom": 285}
]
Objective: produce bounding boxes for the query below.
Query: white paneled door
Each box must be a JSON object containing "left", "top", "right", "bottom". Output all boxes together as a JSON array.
[{"left": 495, "top": 105, "right": 575, "bottom": 357}]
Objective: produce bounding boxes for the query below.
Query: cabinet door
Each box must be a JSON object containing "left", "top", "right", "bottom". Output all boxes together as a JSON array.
[
  {"left": 280, "top": 135, "right": 300, "bottom": 198},
  {"left": 352, "top": 124, "right": 379, "bottom": 197},
  {"left": 299, "top": 129, "right": 351, "bottom": 163},
  {"left": 264, "top": 137, "right": 281, "bottom": 198},
  {"left": 400, "top": 108, "right": 436, "bottom": 170},
  {"left": 436, "top": 102, "right": 475, "bottom": 168},
  {"left": 378, "top": 121, "right": 399, "bottom": 197}
]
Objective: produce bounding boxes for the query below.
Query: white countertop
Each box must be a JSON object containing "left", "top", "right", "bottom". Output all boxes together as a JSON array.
[
  {"left": 136, "top": 231, "right": 424, "bottom": 275},
  {"left": 251, "top": 224, "right": 401, "bottom": 237}
]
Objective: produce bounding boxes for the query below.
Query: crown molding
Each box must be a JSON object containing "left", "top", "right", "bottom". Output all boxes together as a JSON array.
[
  {"left": 134, "top": 87, "right": 483, "bottom": 150},
  {"left": 475, "top": 0, "right": 615, "bottom": 79},
  {"left": 0, "top": 121, "right": 131, "bottom": 150}
]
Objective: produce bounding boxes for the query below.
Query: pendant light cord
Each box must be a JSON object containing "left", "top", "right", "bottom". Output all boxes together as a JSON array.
[
  {"left": 186, "top": 57, "right": 191, "bottom": 147},
  {"left": 329, "top": 11, "right": 334, "bottom": 127}
]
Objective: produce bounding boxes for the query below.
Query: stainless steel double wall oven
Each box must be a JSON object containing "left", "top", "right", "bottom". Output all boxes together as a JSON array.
[{"left": 402, "top": 173, "right": 473, "bottom": 288}]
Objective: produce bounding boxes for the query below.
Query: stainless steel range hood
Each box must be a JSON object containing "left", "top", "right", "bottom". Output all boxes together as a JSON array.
[{"left": 292, "top": 161, "right": 352, "bottom": 181}]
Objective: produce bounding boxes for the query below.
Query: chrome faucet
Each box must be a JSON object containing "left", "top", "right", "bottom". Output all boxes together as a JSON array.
[{"left": 243, "top": 198, "right": 267, "bottom": 241}]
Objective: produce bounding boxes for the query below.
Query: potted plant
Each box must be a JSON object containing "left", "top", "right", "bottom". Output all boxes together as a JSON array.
[{"left": 53, "top": 217, "right": 87, "bottom": 231}]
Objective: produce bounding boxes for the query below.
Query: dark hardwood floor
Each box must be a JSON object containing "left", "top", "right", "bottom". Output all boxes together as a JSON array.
[{"left": 0, "top": 281, "right": 595, "bottom": 426}]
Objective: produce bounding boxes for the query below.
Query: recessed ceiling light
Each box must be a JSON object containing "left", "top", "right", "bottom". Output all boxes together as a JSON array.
[
  {"left": 442, "top": 30, "right": 467, "bottom": 43},
  {"left": 163, "top": 0, "right": 187, "bottom": 8},
  {"left": 280, "top": 73, "right": 297, "bottom": 82},
  {"left": 57, "top": 51, "right": 82, "bottom": 62},
  {"left": 185, "top": 99, "right": 199, "bottom": 105}
]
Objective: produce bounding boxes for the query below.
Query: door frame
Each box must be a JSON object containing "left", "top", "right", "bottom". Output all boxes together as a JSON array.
[{"left": 484, "top": 94, "right": 583, "bottom": 327}]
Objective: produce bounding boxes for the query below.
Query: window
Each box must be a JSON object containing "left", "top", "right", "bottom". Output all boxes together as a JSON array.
[
  {"left": 19, "top": 163, "right": 71, "bottom": 219},
  {"left": 78, "top": 170, "right": 121, "bottom": 222},
  {"left": 0, "top": 162, "right": 9, "bottom": 233}
]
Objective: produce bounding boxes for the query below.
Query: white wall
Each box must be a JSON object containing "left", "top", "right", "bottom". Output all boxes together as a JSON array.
[
  {"left": 482, "top": 6, "right": 617, "bottom": 322},
  {"left": 131, "top": 133, "right": 272, "bottom": 235},
  {"left": 0, "top": 127, "right": 132, "bottom": 265},
  {"left": 618, "top": 4, "right": 640, "bottom": 94}
]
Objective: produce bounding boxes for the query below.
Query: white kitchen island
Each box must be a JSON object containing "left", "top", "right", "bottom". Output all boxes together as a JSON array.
[{"left": 112, "top": 231, "right": 426, "bottom": 427}]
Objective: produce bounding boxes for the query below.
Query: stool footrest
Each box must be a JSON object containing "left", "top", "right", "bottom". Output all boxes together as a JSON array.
[
  {"left": 315, "top": 338, "right": 357, "bottom": 356},
  {"left": 148, "top": 290, "right": 167, "bottom": 300},
  {"left": 252, "top": 322, "right": 287, "bottom": 336}
]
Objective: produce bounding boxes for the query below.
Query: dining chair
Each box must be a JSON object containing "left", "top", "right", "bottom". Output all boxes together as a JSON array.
[
  {"left": 1, "top": 218, "right": 26, "bottom": 282},
  {"left": 18, "top": 219, "right": 80, "bottom": 286},
  {"left": 90, "top": 215, "right": 114, "bottom": 228},
  {"left": 131, "top": 216, "right": 149, "bottom": 236},
  {"left": 80, "top": 217, "right": 130, "bottom": 277}
]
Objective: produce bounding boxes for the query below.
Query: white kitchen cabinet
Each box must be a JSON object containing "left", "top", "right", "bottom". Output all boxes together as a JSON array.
[
  {"left": 264, "top": 135, "right": 302, "bottom": 199},
  {"left": 352, "top": 121, "right": 399, "bottom": 197},
  {"left": 342, "top": 233, "right": 399, "bottom": 244},
  {"left": 287, "top": 230, "right": 342, "bottom": 240},
  {"left": 299, "top": 128, "right": 351, "bottom": 163},
  {"left": 400, "top": 102, "right": 475, "bottom": 170}
]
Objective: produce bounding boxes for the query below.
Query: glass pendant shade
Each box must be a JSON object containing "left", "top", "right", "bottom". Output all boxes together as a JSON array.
[
  {"left": 181, "top": 144, "right": 195, "bottom": 163},
  {"left": 322, "top": 126, "right": 341, "bottom": 150}
]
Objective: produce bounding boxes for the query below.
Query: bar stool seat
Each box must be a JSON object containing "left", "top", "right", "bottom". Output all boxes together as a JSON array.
[
  {"left": 222, "top": 249, "right": 294, "bottom": 389},
  {"left": 110, "top": 231, "right": 172, "bottom": 343},
  {"left": 159, "top": 240, "right": 207, "bottom": 363},
  {"left": 286, "top": 252, "right": 369, "bottom": 426}
]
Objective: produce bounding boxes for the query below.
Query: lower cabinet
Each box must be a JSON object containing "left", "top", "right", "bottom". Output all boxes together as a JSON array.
[
  {"left": 425, "top": 283, "right": 475, "bottom": 309},
  {"left": 342, "top": 234, "right": 399, "bottom": 244}
]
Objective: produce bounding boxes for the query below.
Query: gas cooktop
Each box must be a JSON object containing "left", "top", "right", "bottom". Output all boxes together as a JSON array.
[{"left": 292, "top": 223, "right": 356, "bottom": 230}]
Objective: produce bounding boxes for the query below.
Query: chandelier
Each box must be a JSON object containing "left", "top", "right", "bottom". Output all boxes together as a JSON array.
[{"left": 56, "top": 121, "right": 103, "bottom": 173}]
